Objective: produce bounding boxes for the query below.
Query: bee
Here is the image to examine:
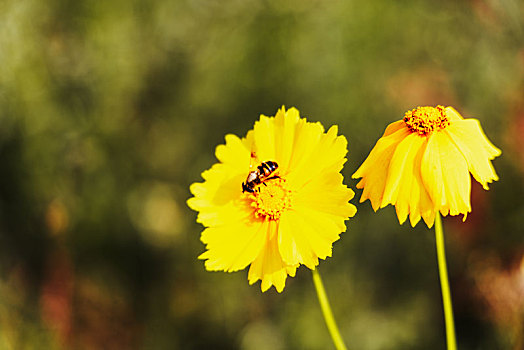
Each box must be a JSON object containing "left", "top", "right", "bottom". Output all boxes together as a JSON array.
[{"left": 242, "top": 152, "right": 279, "bottom": 193}]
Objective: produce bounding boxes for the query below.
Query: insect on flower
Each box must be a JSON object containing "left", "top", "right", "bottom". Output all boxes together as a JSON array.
[
  {"left": 187, "top": 106, "right": 357, "bottom": 292},
  {"left": 242, "top": 151, "right": 280, "bottom": 193}
]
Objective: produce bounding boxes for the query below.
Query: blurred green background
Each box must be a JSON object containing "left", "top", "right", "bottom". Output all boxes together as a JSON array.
[{"left": 1, "top": 0, "right": 523, "bottom": 349}]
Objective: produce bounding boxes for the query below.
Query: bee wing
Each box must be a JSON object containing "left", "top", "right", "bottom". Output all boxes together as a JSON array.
[{"left": 248, "top": 140, "right": 260, "bottom": 171}]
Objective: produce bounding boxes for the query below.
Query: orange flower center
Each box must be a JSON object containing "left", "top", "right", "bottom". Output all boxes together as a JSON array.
[
  {"left": 250, "top": 177, "right": 292, "bottom": 220},
  {"left": 403, "top": 105, "right": 450, "bottom": 136}
]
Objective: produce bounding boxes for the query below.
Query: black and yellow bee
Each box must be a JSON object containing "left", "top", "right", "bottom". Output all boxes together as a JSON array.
[{"left": 242, "top": 160, "right": 279, "bottom": 193}]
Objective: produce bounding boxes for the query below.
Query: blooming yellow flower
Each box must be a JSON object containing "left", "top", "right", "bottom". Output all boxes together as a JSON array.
[
  {"left": 352, "top": 105, "right": 501, "bottom": 228},
  {"left": 187, "top": 106, "right": 356, "bottom": 292}
]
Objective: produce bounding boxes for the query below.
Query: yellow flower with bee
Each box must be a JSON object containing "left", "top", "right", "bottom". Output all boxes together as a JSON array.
[{"left": 187, "top": 106, "right": 357, "bottom": 292}]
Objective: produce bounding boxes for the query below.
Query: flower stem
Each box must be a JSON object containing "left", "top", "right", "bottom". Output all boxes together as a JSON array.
[
  {"left": 435, "top": 213, "right": 457, "bottom": 350},
  {"left": 312, "top": 268, "right": 348, "bottom": 350}
]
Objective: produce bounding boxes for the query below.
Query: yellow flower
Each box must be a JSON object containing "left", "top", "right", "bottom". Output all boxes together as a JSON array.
[
  {"left": 352, "top": 106, "right": 501, "bottom": 228},
  {"left": 187, "top": 106, "right": 357, "bottom": 292}
]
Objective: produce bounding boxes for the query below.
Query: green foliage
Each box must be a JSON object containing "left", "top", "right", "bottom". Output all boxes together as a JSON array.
[{"left": 0, "top": 0, "right": 523, "bottom": 349}]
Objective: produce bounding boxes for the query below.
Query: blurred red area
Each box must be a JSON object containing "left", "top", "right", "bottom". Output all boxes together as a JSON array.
[
  {"left": 473, "top": 255, "right": 524, "bottom": 349},
  {"left": 40, "top": 247, "right": 73, "bottom": 346},
  {"left": 40, "top": 253, "right": 142, "bottom": 350},
  {"left": 386, "top": 66, "right": 457, "bottom": 109}
]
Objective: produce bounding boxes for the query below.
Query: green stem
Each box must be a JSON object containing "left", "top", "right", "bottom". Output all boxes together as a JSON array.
[
  {"left": 312, "top": 268, "right": 348, "bottom": 350},
  {"left": 435, "top": 213, "right": 457, "bottom": 350}
]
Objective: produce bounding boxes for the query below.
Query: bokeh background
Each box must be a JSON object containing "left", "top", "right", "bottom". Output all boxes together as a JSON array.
[{"left": 1, "top": 0, "right": 523, "bottom": 349}]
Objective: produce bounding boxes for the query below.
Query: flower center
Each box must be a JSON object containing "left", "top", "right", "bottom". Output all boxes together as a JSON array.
[
  {"left": 403, "top": 105, "right": 450, "bottom": 136},
  {"left": 250, "top": 177, "right": 292, "bottom": 220}
]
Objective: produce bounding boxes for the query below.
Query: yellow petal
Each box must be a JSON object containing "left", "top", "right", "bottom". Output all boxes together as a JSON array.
[
  {"left": 286, "top": 124, "right": 347, "bottom": 189},
  {"left": 278, "top": 208, "right": 343, "bottom": 269},
  {"left": 381, "top": 133, "right": 425, "bottom": 213},
  {"left": 444, "top": 106, "right": 500, "bottom": 155},
  {"left": 420, "top": 134, "right": 445, "bottom": 210},
  {"left": 352, "top": 126, "right": 410, "bottom": 211},
  {"left": 284, "top": 117, "right": 324, "bottom": 177},
  {"left": 187, "top": 164, "right": 252, "bottom": 227},
  {"left": 273, "top": 106, "right": 301, "bottom": 172},
  {"left": 278, "top": 210, "right": 332, "bottom": 269},
  {"left": 439, "top": 135, "right": 471, "bottom": 218},
  {"left": 293, "top": 205, "right": 346, "bottom": 243},
  {"left": 410, "top": 142, "right": 436, "bottom": 228},
  {"left": 422, "top": 131, "right": 471, "bottom": 219},
  {"left": 247, "top": 221, "right": 296, "bottom": 293},
  {"left": 445, "top": 119, "right": 501, "bottom": 189},
  {"left": 199, "top": 219, "right": 268, "bottom": 272},
  {"left": 382, "top": 120, "right": 406, "bottom": 137},
  {"left": 278, "top": 167, "right": 355, "bottom": 267},
  {"left": 443, "top": 106, "right": 464, "bottom": 121},
  {"left": 252, "top": 115, "right": 277, "bottom": 162},
  {"left": 378, "top": 133, "right": 432, "bottom": 226},
  {"left": 402, "top": 140, "right": 436, "bottom": 228},
  {"left": 278, "top": 210, "right": 317, "bottom": 268},
  {"left": 215, "top": 134, "right": 252, "bottom": 172},
  {"left": 295, "top": 171, "right": 356, "bottom": 221},
  {"left": 188, "top": 131, "right": 260, "bottom": 227}
]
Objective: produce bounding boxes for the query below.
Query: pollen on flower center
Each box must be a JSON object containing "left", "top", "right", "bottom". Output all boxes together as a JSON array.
[
  {"left": 250, "top": 177, "right": 292, "bottom": 220},
  {"left": 404, "top": 105, "right": 450, "bottom": 136}
]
